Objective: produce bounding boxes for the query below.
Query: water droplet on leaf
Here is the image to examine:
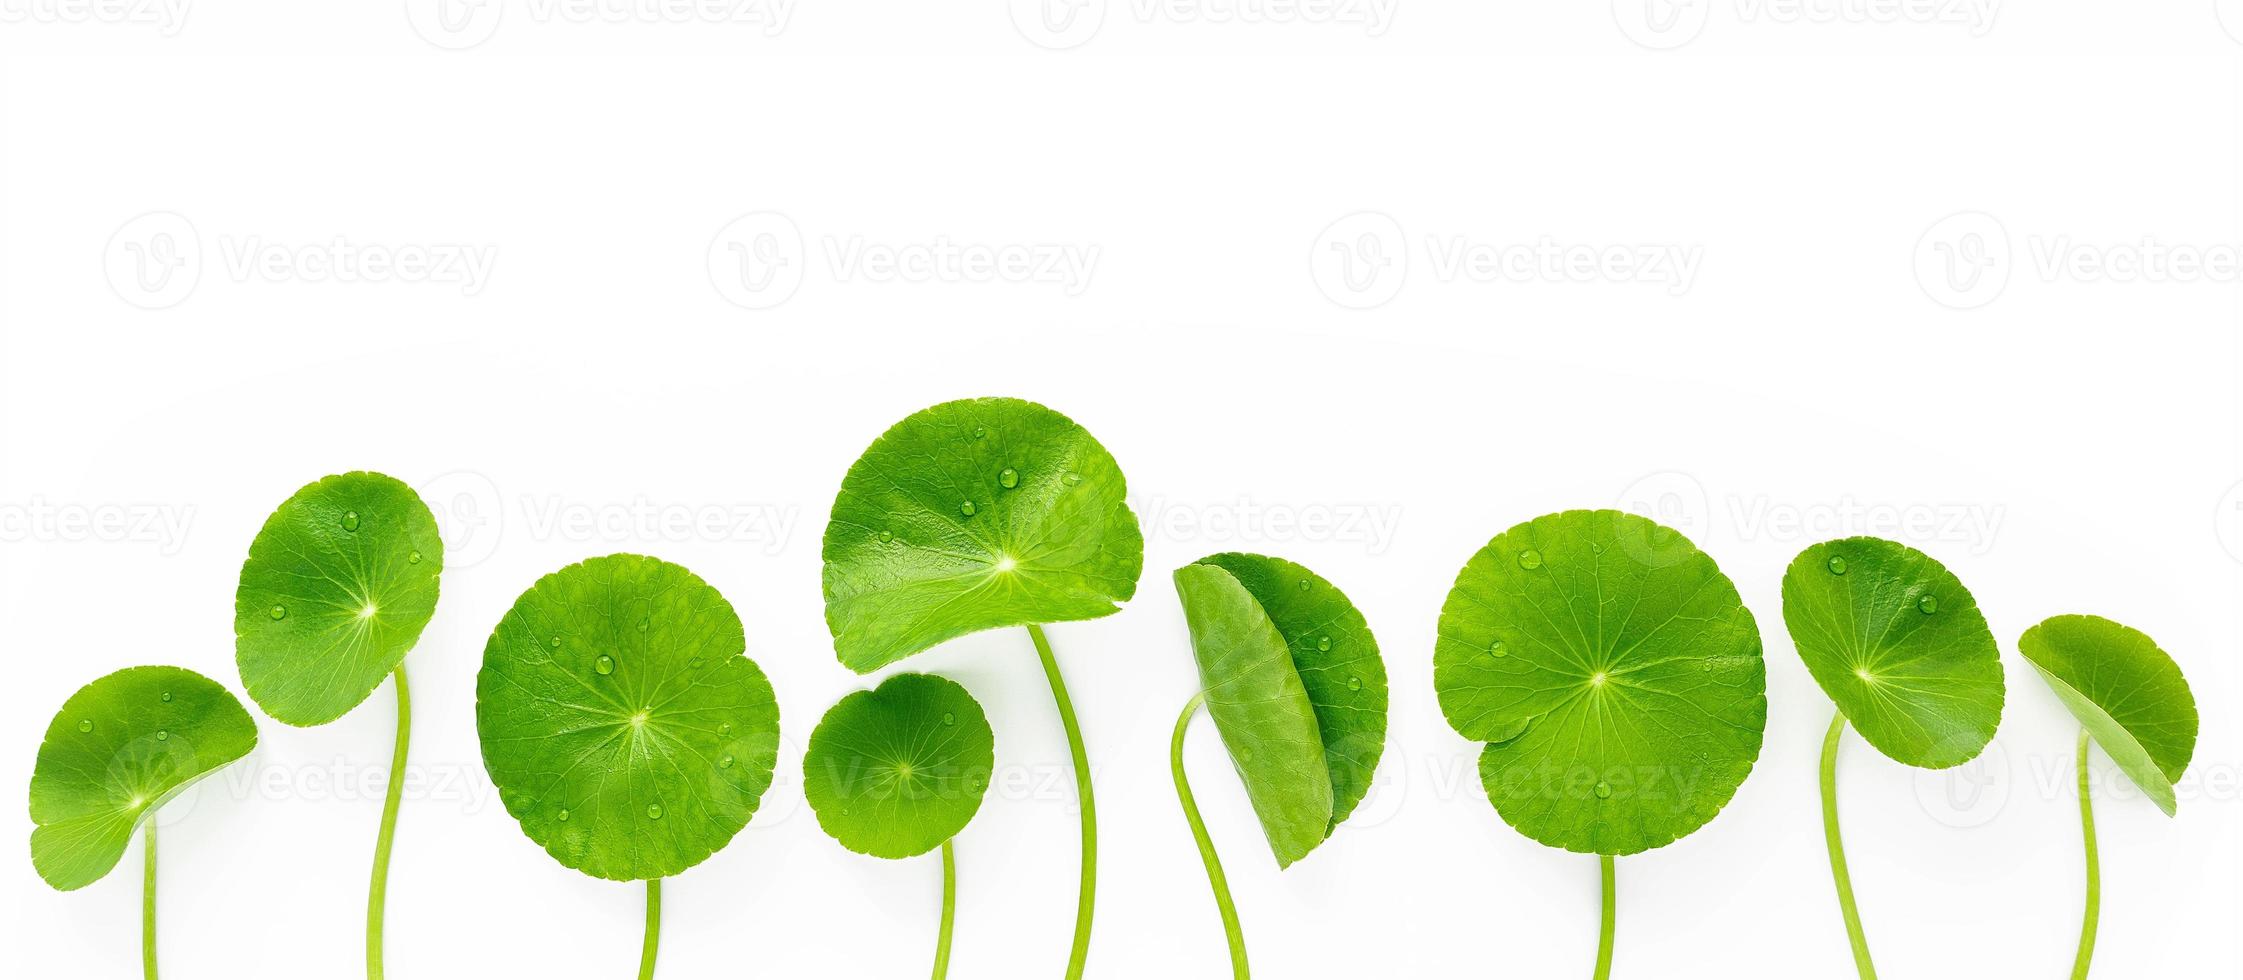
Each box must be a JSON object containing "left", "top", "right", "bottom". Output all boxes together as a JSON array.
[
  {"left": 155, "top": 730, "right": 169, "bottom": 742},
  {"left": 594, "top": 655, "right": 615, "bottom": 676},
  {"left": 160, "top": 692, "right": 173, "bottom": 703},
  {"left": 270, "top": 605, "right": 288, "bottom": 620},
  {"left": 1348, "top": 676, "right": 1362, "bottom": 692},
  {"left": 1594, "top": 781, "right": 1613, "bottom": 799},
  {"left": 77, "top": 720, "right": 92, "bottom": 733},
  {"left": 340, "top": 511, "right": 360, "bottom": 532},
  {"left": 1517, "top": 549, "right": 1544, "bottom": 570},
  {"left": 1826, "top": 556, "right": 1848, "bottom": 576},
  {"left": 999, "top": 468, "right": 1019, "bottom": 489},
  {"left": 646, "top": 803, "right": 663, "bottom": 820},
  {"left": 1317, "top": 636, "right": 1332, "bottom": 652},
  {"left": 407, "top": 550, "right": 422, "bottom": 565},
  {"left": 1917, "top": 594, "right": 1939, "bottom": 614},
  {"left": 719, "top": 755, "right": 734, "bottom": 769},
  {"left": 942, "top": 712, "right": 956, "bottom": 726},
  {"left": 959, "top": 500, "right": 976, "bottom": 517}
]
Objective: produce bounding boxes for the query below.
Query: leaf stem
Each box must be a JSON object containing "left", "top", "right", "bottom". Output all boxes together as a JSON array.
[
  {"left": 639, "top": 878, "right": 662, "bottom": 980},
  {"left": 2070, "top": 728, "right": 2100, "bottom": 980},
  {"left": 1170, "top": 694, "right": 1248, "bottom": 978},
  {"left": 1593, "top": 854, "right": 1615, "bottom": 980},
  {"left": 143, "top": 820, "right": 158, "bottom": 980},
  {"left": 368, "top": 667, "right": 412, "bottom": 980},
  {"left": 1026, "top": 623, "right": 1097, "bottom": 980},
  {"left": 1821, "top": 710, "right": 1877, "bottom": 980},
  {"left": 933, "top": 839, "right": 956, "bottom": 980}
]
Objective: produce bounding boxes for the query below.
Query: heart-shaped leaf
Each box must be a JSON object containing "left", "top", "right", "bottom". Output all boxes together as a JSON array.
[
  {"left": 235, "top": 471, "right": 443, "bottom": 726},
  {"left": 822, "top": 397, "right": 1144, "bottom": 673},
  {"left": 1173, "top": 553, "right": 1387, "bottom": 867},
  {"left": 476, "top": 554, "right": 780, "bottom": 881},
  {"left": 1781, "top": 537, "right": 2003, "bottom": 770},
  {"left": 803, "top": 673, "right": 996, "bottom": 860},
  {"left": 2020, "top": 615, "right": 2198, "bottom": 816},
  {"left": 30, "top": 666, "right": 258, "bottom": 890},
  {"left": 1433, "top": 510, "right": 1765, "bottom": 856}
]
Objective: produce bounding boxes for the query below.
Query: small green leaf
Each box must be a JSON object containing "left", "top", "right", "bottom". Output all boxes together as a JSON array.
[
  {"left": 803, "top": 673, "right": 996, "bottom": 860},
  {"left": 235, "top": 471, "right": 443, "bottom": 726},
  {"left": 1175, "top": 553, "right": 1387, "bottom": 866},
  {"left": 2020, "top": 615, "right": 2198, "bottom": 816},
  {"left": 1781, "top": 537, "right": 2003, "bottom": 770},
  {"left": 1433, "top": 510, "right": 1765, "bottom": 856},
  {"left": 822, "top": 397, "right": 1144, "bottom": 672},
  {"left": 29, "top": 666, "right": 258, "bottom": 891},
  {"left": 476, "top": 554, "right": 779, "bottom": 881}
]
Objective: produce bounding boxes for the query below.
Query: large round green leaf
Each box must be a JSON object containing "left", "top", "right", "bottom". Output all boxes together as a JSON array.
[
  {"left": 1781, "top": 537, "right": 2003, "bottom": 770},
  {"left": 30, "top": 666, "right": 258, "bottom": 890},
  {"left": 235, "top": 471, "right": 443, "bottom": 726},
  {"left": 1173, "top": 553, "right": 1386, "bottom": 867},
  {"left": 802, "top": 673, "right": 995, "bottom": 860},
  {"left": 2019, "top": 615, "right": 2197, "bottom": 816},
  {"left": 476, "top": 554, "right": 779, "bottom": 881},
  {"left": 1432, "top": 510, "right": 1765, "bottom": 856},
  {"left": 822, "top": 397, "right": 1144, "bottom": 673}
]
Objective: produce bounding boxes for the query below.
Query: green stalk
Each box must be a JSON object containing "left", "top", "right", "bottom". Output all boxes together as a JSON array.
[
  {"left": 1821, "top": 710, "right": 1878, "bottom": 979},
  {"left": 932, "top": 840, "right": 956, "bottom": 980},
  {"left": 1026, "top": 624, "right": 1097, "bottom": 980},
  {"left": 368, "top": 666, "right": 411, "bottom": 980},
  {"left": 639, "top": 878, "right": 662, "bottom": 980},
  {"left": 143, "top": 820, "right": 158, "bottom": 980},
  {"left": 1169, "top": 694, "right": 1248, "bottom": 978},
  {"left": 1593, "top": 855, "right": 1615, "bottom": 980},
  {"left": 2070, "top": 729, "right": 2100, "bottom": 980}
]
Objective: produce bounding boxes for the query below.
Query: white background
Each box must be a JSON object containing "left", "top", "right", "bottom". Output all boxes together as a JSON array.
[{"left": 4, "top": 3, "right": 2240, "bottom": 978}]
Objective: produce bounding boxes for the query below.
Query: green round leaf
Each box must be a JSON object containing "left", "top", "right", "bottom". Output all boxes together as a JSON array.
[
  {"left": 822, "top": 397, "right": 1144, "bottom": 673},
  {"left": 1173, "top": 553, "right": 1386, "bottom": 867},
  {"left": 1781, "top": 537, "right": 2003, "bottom": 770},
  {"left": 29, "top": 666, "right": 258, "bottom": 890},
  {"left": 1432, "top": 510, "right": 1765, "bottom": 856},
  {"left": 476, "top": 554, "right": 779, "bottom": 881},
  {"left": 802, "top": 673, "right": 995, "bottom": 860},
  {"left": 2020, "top": 615, "right": 2198, "bottom": 816},
  {"left": 235, "top": 471, "right": 443, "bottom": 726}
]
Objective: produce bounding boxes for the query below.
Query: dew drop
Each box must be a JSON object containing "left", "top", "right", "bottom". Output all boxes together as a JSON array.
[
  {"left": 557, "top": 808, "right": 570, "bottom": 822},
  {"left": 1316, "top": 636, "right": 1333, "bottom": 652},
  {"left": 645, "top": 803, "right": 663, "bottom": 820},
  {"left": 1062, "top": 471, "right": 1083, "bottom": 486},
  {"left": 875, "top": 529, "right": 894, "bottom": 544},
  {"left": 959, "top": 500, "right": 977, "bottom": 517},
  {"left": 1594, "top": 781, "right": 1613, "bottom": 800},
  {"left": 269, "top": 605, "right": 288, "bottom": 621},
  {"left": 77, "top": 720, "right": 93, "bottom": 733},
  {"left": 942, "top": 712, "right": 957, "bottom": 726},
  {"left": 1489, "top": 640, "right": 1509, "bottom": 658},
  {"left": 999, "top": 468, "right": 1019, "bottom": 489},
  {"left": 1517, "top": 549, "right": 1544, "bottom": 570},
  {"left": 407, "top": 550, "right": 422, "bottom": 565},
  {"left": 594, "top": 655, "right": 615, "bottom": 676},
  {"left": 160, "top": 692, "right": 173, "bottom": 703},
  {"left": 636, "top": 617, "right": 650, "bottom": 632},
  {"left": 155, "top": 730, "right": 169, "bottom": 742},
  {"left": 1297, "top": 580, "right": 1311, "bottom": 592},
  {"left": 1347, "top": 675, "right": 1362, "bottom": 692},
  {"left": 1826, "top": 555, "right": 1848, "bottom": 576},
  {"left": 719, "top": 755, "right": 735, "bottom": 769},
  {"left": 548, "top": 635, "right": 561, "bottom": 649},
  {"left": 1917, "top": 594, "right": 1939, "bottom": 615},
  {"left": 340, "top": 511, "right": 360, "bottom": 532},
  {"left": 971, "top": 426, "right": 987, "bottom": 439},
  {"left": 719, "top": 722, "right": 734, "bottom": 736}
]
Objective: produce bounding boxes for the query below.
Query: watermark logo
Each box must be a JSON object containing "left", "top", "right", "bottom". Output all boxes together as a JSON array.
[
  {"left": 419, "top": 470, "right": 506, "bottom": 570},
  {"left": 2218, "top": 0, "right": 2243, "bottom": 44},
  {"left": 102, "top": 212, "right": 498, "bottom": 310},
  {"left": 1312, "top": 211, "right": 1703, "bottom": 309},
  {"left": 1134, "top": 494, "right": 1404, "bottom": 555},
  {"left": 404, "top": 0, "right": 504, "bottom": 49},
  {"left": 1916, "top": 209, "right": 2243, "bottom": 310},
  {"left": 1010, "top": 0, "right": 1106, "bottom": 48},
  {"left": 1913, "top": 739, "right": 2010, "bottom": 829},
  {"left": 1614, "top": 471, "right": 2005, "bottom": 555},
  {"left": 414, "top": 469, "right": 800, "bottom": 566},
  {"left": 0, "top": 0, "right": 192, "bottom": 35},
  {"left": 708, "top": 211, "right": 1099, "bottom": 309},
  {"left": 1913, "top": 210, "right": 2009, "bottom": 310},
  {"left": 1613, "top": 0, "right": 1710, "bottom": 49},
  {"left": 105, "top": 212, "right": 201, "bottom": 310},
  {"left": 2216, "top": 479, "right": 2243, "bottom": 565},
  {"left": 708, "top": 212, "right": 806, "bottom": 310},
  {"left": 1311, "top": 211, "right": 1408, "bottom": 309}
]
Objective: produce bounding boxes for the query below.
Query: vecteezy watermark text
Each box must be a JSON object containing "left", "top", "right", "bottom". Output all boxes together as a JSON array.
[
  {"left": 0, "top": 498, "right": 194, "bottom": 555},
  {"left": 104, "top": 212, "right": 497, "bottom": 310},
  {"left": 1914, "top": 210, "right": 2243, "bottom": 310},
  {"left": 708, "top": 211, "right": 1099, "bottom": 310},
  {"left": 1311, "top": 211, "right": 1702, "bottom": 309}
]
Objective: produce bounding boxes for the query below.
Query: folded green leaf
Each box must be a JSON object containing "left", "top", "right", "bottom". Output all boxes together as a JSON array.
[
  {"left": 476, "top": 554, "right": 780, "bottom": 881},
  {"left": 1174, "top": 553, "right": 1387, "bottom": 868},
  {"left": 30, "top": 666, "right": 258, "bottom": 890},
  {"left": 2020, "top": 614, "right": 2197, "bottom": 816},
  {"left": 822, "top": 397, "right": 1144, "bottom": 672},
  {"left": 1781, "top": 537, "right": 2003, "bottom": 770},
  {"left": 1433, "top": 510, "right": 1765, "bottom": 856},
  {"left": 804, "top": 673, "right": 996, "bottom": 860},
  {"left": 234, "top": 471, "right": 443, "bottom": 726}
]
